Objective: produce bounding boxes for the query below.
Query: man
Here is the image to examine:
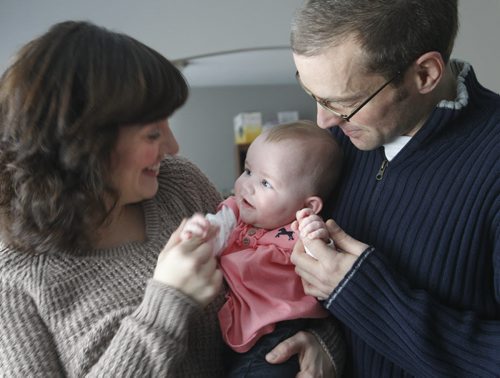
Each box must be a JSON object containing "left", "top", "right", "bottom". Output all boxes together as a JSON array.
[{"left": 287, "top": 0, "right": 499, "bottom": 375}]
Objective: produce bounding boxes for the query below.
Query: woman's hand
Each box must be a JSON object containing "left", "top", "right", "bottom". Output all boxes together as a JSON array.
[
  {"left": 180, "top": 212, "right": 214, "bottom": 241},
  {"left": 154, "top": 220, "right": 223, "bottom": 307},
  {"left": 265, "top": 331, "right": 335, "bottom": 377}
]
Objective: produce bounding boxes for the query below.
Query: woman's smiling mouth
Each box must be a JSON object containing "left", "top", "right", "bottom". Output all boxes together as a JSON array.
[{"left": 144, "top": 162, "right": 160, "bottom": 177}]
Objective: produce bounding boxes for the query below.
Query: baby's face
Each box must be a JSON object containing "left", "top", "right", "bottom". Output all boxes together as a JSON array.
[{"left": 233, "top": 137, "right": 312, "bottom": 229}]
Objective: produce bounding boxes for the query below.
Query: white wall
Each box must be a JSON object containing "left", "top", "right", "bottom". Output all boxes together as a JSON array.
[
  {"left": 1, "top": 0, "right": 499, "bottom": 193},
  {"left": 453, "top": 1, "right": 500, "bottom": 91},
  {"left": 0, "top": 0, "right": 304, "bottom": 72},
  {"left": 1, "top": 1, "right": 499, "bottom": 91},
  {"left": 170, "top": 85, "right": 316, "bottom": 194},
  {"left": 170, "top": 1, "right": 500, "bottom": 193}
]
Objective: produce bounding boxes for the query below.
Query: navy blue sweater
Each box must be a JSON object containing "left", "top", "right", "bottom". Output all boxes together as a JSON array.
[{"left": 327, "top": 61, "right": 500, "bottom": 376}]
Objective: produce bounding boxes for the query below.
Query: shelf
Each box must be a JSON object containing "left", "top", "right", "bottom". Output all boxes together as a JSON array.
[{"left": 235, "top": 143, "right": 250, "bottom": 177}]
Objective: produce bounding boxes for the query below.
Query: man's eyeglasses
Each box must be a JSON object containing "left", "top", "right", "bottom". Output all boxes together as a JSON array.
[{"left": 295, "top": 70, "right": 401, "bottom": 122}]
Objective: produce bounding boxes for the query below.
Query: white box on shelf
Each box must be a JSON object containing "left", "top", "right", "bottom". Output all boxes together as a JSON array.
[
  {"left": 277, "top": 111, "right": 299, "bottom": 124},
  {"left": 233, "top": 112, "right": 262, "bottom": 144}
]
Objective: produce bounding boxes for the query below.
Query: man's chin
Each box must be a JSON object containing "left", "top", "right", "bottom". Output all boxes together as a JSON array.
[{"left": 350, "top": 138, "right": 379, "bottom": 151}]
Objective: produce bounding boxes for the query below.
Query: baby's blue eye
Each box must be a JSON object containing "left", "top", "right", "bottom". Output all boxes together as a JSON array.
[
  {"left": 244, "top": 168, "right": 251, "bottom": 176},
  {"left": 261, "top": 179, "right": 272, "bottom": 189}
]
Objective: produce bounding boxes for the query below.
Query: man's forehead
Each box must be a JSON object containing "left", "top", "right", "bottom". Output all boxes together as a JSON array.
[{"left": 293, "top": 44, "right": 367, "bottom": 97}]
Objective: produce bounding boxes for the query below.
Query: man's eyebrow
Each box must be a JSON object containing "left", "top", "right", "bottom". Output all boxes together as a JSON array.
[
  {"left": 322, "top": 93, "right": 364, "bottom": 104},
  {"left": 308, "top": 85, "right": 363, "bottom": 103}
]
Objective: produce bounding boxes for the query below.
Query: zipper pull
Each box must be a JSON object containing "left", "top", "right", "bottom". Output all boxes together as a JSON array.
[{"left": 376, "top": 159, "right": 388, "bottom": 180}]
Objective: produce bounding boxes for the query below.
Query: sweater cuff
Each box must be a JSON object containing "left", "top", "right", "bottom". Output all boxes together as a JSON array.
[
  {"left": 325, "top": 246, "right": 375, "bottom": 308},
  {"left": 306, "top": 317, "right": 346, "bottom": 376},
  {"left": 131, "top": 279, "right": 201, "bottom": 340}
]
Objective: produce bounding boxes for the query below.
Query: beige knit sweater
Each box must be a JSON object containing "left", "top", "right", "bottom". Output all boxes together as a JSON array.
[{"left": 0, "top": 156, "right": 344, "bottom": 377}]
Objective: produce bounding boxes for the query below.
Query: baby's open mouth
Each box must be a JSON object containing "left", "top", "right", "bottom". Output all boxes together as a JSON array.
[{"left": 242, "top": 198, "right": 254, "bottom": 209}]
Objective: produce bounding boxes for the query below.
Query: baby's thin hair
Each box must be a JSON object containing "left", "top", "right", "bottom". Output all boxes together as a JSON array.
[
  {"left": 265, "top": 120, "right": 329, "bottom": 140},
  {"left": 264, "top": 120, "right": 343, "bottom": 200}
]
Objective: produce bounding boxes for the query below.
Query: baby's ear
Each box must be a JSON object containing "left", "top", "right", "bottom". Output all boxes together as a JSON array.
[{"left": 304, "top": 196, "right": 323, "bottom": 215}]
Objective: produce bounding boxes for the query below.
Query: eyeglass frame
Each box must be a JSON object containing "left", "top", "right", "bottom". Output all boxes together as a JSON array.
[{"left": 295, "top": 70, "right": 401, "bottom": 122}]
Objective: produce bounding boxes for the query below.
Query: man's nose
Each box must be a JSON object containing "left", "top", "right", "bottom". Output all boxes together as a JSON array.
[{"left": 316, "top": 105, "right": 346, "bottom": 129}]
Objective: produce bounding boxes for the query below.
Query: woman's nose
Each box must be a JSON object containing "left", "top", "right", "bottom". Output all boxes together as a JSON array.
[{"left": 161, "top": 121, "right": 179, "bottom": 156}]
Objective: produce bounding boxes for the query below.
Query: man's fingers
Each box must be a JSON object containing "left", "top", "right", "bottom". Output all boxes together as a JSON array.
[
  {"left": 291, "top": 242, "right": 331, "bottom": 294},
  {"left": 301, "top": 236, "right": 338, "bottom": 261},
  {"left": 295, "top": 265, "right": 334, "bottom": 298},
  {"left": 292, "top": 236, "right": 350, "bottom": 297},
  {"left": 302, "top": 278, "right": 328, "bottom": 299},
  {"left": 326, "top": 219, "right": 368, "bottom": 256},
  {"left": 265, "top": 332, "right": 303, "bottom": 364}
]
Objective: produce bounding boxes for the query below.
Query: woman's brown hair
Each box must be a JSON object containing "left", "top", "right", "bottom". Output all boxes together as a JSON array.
[{"left": 0, "top": 21, "right": 188, "bottom": 254}]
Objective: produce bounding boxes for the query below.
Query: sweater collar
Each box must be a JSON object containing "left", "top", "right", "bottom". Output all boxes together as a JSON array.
[
  {"left": 437, "top": 59, "right": 470, "bottom": 111},
  {"left": 411, "top": 59, "right": 476, "bottom": 145}
]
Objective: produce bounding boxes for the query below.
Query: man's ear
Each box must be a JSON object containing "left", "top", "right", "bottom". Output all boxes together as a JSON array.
[
  {"left": 412, "top": 51, "right": 446, "bottom": 94},
  {"left": 304, "top": 196, "right": 323, "bottom": 214}
]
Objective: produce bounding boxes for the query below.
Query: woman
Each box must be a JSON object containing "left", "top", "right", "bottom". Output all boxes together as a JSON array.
[{"left": 0, "top": 21, "right": 343, "bottom": 376}]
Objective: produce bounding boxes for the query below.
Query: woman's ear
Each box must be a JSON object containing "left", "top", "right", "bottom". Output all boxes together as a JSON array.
[
  {"left": 304, "top": 196, "right": 323, "bottom": 214},
  {"left": 412, "top": 51, "right": 446, "bottom": 94}
]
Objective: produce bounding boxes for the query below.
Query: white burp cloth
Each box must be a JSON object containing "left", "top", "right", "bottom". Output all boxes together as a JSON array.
[
  {"left": 205, "top": 205, "right": 237, "bottom": 256},
  {"left": 304, "top": 238, "right": 335, "bottom": 259}
]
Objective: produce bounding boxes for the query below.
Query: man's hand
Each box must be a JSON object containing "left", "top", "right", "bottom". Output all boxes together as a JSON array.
[
  {"left": 265, "top": 331, "right": 335, "bottom": 378},
  {"left": 291, "top": 219, "right": 368, "bottom": 300}
]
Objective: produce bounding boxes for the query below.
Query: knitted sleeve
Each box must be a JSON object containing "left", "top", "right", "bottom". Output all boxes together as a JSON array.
[
  {"left": 0, "top": 281, "right": 64, "bottom": 377},
  {"left": 85, "top": 280, "right": 204, "bottom": 376},
  {"left": 325, "top": 245, "right": 500, "bottom": 375},
  {"left": 0, "top": 278, "right": 207, "bottom": 376},
  {"left": 306, "top": 317, "right": 346, "bottom": 376}
]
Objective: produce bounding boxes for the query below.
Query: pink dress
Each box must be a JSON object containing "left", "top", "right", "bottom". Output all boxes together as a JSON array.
[{"left": 217, "top": 197, "right": 327, "bottom": 353}]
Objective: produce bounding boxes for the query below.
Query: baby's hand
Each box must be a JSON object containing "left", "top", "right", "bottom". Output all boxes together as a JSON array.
[
  {"left": 294, "top": 208, "right": 333, "bottom": 259},
  {"left": 295, "top": 208, "right": 330, "bottom": 241},
  {"left": 180, "top": 213, "right": 216, "bottom": 241}
]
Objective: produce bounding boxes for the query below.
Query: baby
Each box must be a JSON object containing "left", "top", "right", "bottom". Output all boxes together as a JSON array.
[{"left": 181, "top": 120, "right": 342, "bottom": 377}]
